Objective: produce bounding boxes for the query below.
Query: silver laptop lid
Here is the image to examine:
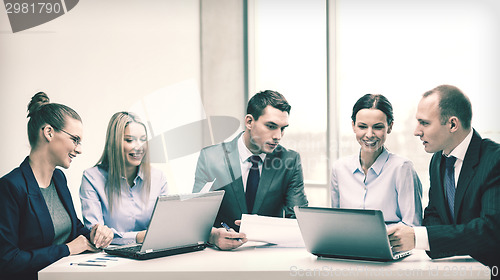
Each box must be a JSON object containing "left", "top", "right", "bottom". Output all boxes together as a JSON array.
[
  {"left": 294, "top": 206, "right": 396, "bottom": 261},
  {"left": 140, "top": 191, "right": 224, "bottom": 252}
]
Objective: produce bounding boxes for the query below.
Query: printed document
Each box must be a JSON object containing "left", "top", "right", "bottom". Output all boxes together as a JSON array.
[{"left": 239, "top": 214, "right": 305, "bottom": 247}]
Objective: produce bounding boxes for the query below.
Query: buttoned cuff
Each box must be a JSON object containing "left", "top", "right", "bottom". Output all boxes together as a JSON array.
[{"left": 414, "top": 226, "right": 430, "bottom": 250}]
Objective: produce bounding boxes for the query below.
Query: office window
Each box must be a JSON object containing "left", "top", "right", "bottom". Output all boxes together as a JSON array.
[
  {"left": 336, "top": 0, "right": 500, "bottom": 206},
  {"left": 248, "top": 0, "right": 329, "bottom": 206}
]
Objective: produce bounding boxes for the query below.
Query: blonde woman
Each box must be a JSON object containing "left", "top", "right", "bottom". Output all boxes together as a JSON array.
[
  {"left": 80, "top": 112, "right": 168, "bottom": 245},
  {"left": 0, "top": 92, "right": 112, "bottom": 280}
]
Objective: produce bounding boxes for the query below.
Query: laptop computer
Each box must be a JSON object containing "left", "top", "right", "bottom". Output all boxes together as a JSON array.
[
  {"left": 294, "top": 206, "right": 411, "bottom": 261},
  {"left": 104, "top": 191, "right": 224, "bottom": 260}
]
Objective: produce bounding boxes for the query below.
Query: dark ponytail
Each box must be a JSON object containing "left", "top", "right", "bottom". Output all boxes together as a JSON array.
[
  {"left": 27, "top": 92, "right": 50, "bottom": 118},
  {"left": 27, "top": 92, "right": 81, "bottom": 147}
]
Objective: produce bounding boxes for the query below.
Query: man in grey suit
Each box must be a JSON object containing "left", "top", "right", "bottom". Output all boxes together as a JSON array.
[
  {"left": 388, "top": 85, "right": 500, "bottom": 272},
  {"left": 193, "top": 90, "right": 308, "bottom": 250}
]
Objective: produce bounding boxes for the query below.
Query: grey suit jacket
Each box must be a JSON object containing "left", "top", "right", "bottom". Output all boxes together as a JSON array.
[
  {"left": 193, "top": 132, "right": 308, "bottom": 230},
  {"left": 423, "top": 130, "right": 500, "bottom": 267}
]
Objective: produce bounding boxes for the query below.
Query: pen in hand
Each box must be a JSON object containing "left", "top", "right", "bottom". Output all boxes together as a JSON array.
[{"left": 221, "top": 222, "right": 242, "bottom": 242}]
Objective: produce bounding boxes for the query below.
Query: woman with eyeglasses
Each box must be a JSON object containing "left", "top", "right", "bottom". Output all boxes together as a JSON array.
[
  {"left": 0, "top": 92, "right": 113, "bottom": 280},
  {"left": 79, "top": 112, "right": 168, "bottom": 245},
  {"left": 331, "top": 94, "right": 423, "bottom": 226}
]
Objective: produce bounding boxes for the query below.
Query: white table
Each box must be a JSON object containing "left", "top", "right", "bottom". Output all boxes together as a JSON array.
[{"left": 39, "top": 246, "right": 492, "bottom": 280}]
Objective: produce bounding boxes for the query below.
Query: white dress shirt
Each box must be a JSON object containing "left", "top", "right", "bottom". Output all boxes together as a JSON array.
[
  {"left": 414, "top": 129, "right": 474, "bottom": 250},
  {"left": 238, "top": 133, "right": 266, "bottom": 192}
]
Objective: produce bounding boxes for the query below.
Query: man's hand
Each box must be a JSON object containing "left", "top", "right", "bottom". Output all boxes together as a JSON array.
[
  {"left": 387, "top": 224, "right": 416, "bottom": 252},
  {"left": 209, "top": 220, "right": 247, "bottom": 250}
]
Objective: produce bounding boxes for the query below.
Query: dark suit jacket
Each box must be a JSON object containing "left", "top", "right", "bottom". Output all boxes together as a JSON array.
[
  {"left": 193, "top": 132, "right": 308, "bottom": 230},
  {"left": 0, "top": 157, "right": 90, "bottom": 280},
  {"left": 423, "top": 130, "right": 500, "bottom": 267}
]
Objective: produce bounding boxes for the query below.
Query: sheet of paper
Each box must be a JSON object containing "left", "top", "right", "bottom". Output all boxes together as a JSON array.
[
  {"left": 200, "top": 179, "right": 216, "bottom": 193},
  {"left": 239, "top": 214, "right": 305, "bottom": 247}
]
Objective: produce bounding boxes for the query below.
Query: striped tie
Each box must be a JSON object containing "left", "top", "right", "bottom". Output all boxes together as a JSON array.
[{"left": 444, "top": 155, "right": 457, "bottom": 220}]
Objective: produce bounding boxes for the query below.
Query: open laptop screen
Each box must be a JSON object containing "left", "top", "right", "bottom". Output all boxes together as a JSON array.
[{"left": 295, "top": 206, "right": 405, "bottom": 261}]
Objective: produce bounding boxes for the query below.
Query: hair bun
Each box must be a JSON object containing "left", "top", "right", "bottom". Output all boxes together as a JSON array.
[{"left": 27, "top": 92, "right": 50, "bottom": 118}]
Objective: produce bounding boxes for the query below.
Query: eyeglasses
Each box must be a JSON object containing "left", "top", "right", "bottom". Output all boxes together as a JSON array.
[{"left": 59, "top": 129, "right": 82, "bottom": 147}]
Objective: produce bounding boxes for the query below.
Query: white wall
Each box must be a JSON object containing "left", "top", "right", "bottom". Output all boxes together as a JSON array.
[{"left": 0, "top": 0, "right": 201, "bottom": 217}]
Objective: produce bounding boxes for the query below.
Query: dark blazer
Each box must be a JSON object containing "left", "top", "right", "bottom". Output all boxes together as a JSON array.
[
  {"left": 423, "top": 130, "right": 500, "bottom": 267},
  {"left": 193, "top": 132, "right": 308, "bottom": 230},
  {"left": 0, "top": 157, "right": 90, "bottom": 280}
]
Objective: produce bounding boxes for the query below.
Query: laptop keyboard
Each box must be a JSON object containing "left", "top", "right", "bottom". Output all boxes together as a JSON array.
[
  {"left": 113, "top": 245, "right": 142, "bottom": 253},
  {"left": 392, "top": 250, "right": 411, "bottom": 260}
]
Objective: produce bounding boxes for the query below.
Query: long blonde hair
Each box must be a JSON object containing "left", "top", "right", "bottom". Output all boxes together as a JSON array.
[{"left": 96, "top": 112, "right": 151, "bottom": 212}]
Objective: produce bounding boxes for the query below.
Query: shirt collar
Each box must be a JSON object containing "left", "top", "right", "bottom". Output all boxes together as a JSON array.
[
  {"left": 120, "top": 165, "right": 144, "bottom": 183},
  {"left": 446, "top": 129, "right": 473, "bottom": 161},
  {"left": 351, "top": 147, "right": 389, "bottom": 176},
  {"left": 136, "top": 165, "right": 145, "bottom": 180},
  {"left": 238, "top": 132, "right": 266, "bottom": 163},
  {"left": 98, "top": 164, "right": 144, "bottom": 183}
]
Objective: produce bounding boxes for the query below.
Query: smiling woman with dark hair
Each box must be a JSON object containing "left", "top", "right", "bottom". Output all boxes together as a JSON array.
[
  {"left": 331, "top": 94, "right": 423, "bottom": 226},
  {"left": 0, "top": 92, "right": 113, "bottom": 280}
]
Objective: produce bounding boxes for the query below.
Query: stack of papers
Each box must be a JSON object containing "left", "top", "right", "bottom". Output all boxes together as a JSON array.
[{"left": 239, "top": 214, "right": 305, "bottom": 247}]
